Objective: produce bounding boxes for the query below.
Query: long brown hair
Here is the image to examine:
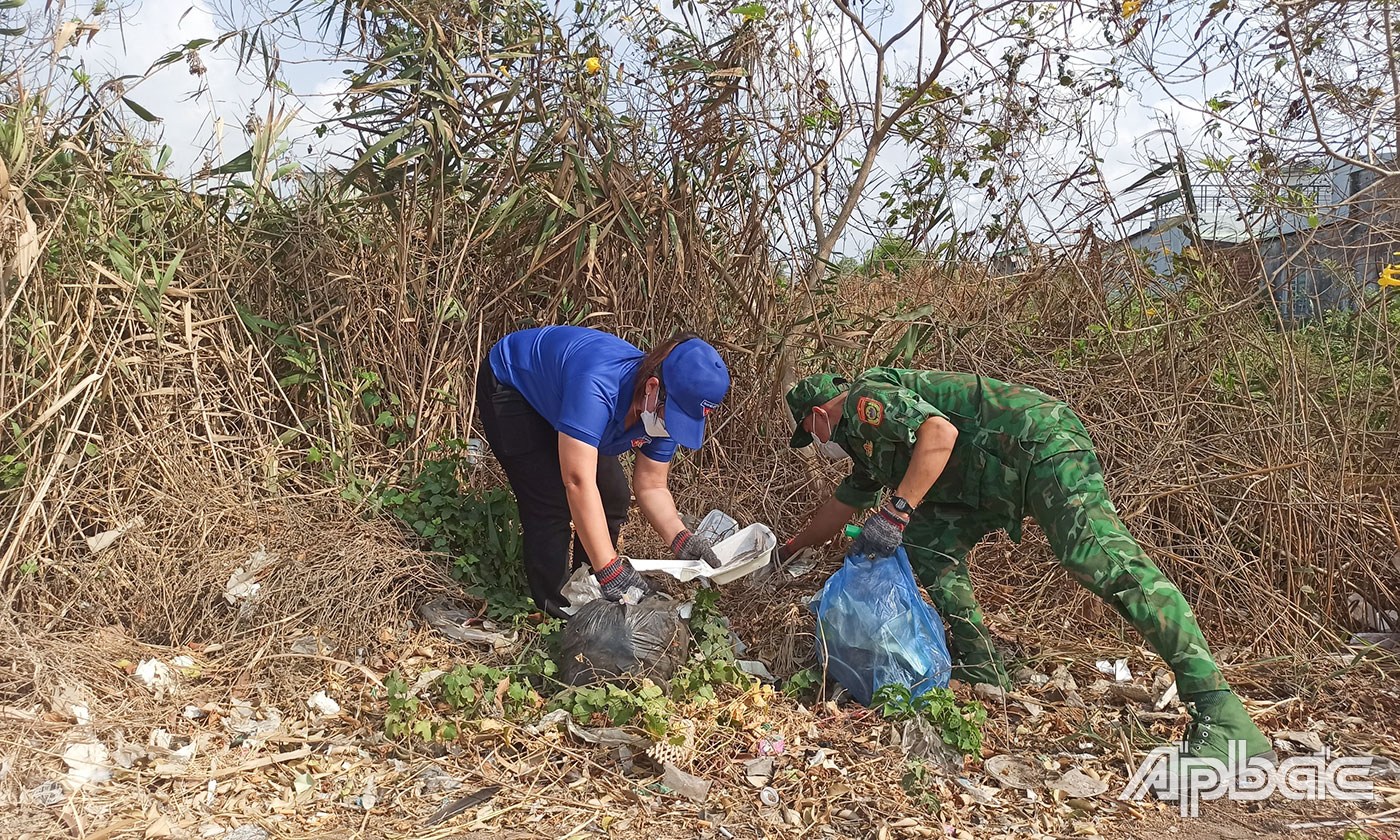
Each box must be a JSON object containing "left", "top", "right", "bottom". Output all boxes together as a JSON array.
[{"left": 631, "top": 331, "right": 702, "bottom": 406}]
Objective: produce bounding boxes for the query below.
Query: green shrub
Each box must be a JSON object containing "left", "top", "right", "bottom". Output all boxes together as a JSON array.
[
  {"left": 382, "top": 442, "right": 532, "bottom": 618},
  {"left": 874, "top": 684, "right": 987, "bottom": 755}
]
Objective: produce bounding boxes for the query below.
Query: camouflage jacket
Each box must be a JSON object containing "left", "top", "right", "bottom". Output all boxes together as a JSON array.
[{"left": 832, "top": 367, "right": 1094, "bottom": 541}]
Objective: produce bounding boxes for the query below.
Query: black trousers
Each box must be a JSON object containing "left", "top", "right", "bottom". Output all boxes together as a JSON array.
[{"left": 475, "top": 363, "right": 630, "bottom": 618}]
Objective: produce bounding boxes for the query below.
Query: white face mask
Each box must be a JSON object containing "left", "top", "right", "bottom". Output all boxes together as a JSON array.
[
  {"left": 813, "top": 410, "right": 849, "bottom": 462},
  {"left": 641, "top": 391, "right": 669, "bottom": 438},
  {"left": 816, "top": 438, "right": 849, "bottom": 462}
]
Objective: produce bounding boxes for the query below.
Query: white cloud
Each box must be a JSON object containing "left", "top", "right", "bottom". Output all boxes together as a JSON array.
[{"left": 59, "top": 0, "right": 352, "bottom": 176}]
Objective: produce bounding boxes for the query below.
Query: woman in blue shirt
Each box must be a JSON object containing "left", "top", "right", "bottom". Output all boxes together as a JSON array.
[{"left": 476, "top": 326, "right": 731, "bottom": 617}]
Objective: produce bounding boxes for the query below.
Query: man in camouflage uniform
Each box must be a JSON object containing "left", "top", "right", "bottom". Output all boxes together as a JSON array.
[{"left": 779, "top": 368, "right": 1273, "bottom": 766}]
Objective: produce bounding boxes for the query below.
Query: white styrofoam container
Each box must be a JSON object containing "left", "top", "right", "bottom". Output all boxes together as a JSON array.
[{"left": 631, "top": 522, "right": 776, "bottom": 585}]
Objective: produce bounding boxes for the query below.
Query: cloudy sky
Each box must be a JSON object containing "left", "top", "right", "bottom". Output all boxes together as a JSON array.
[
  {"left": 17, "top": 0, "right": 1231, "bottom": 256},
  {"left": 55, "top": 0, "right": 355, "bottom": 173}
]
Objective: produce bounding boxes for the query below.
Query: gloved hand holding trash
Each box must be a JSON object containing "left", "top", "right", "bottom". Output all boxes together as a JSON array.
[
  {"left": 849, "top": 506, "right": 908, "bottom": 558},
  {"left": 670, "top": 529, "right": 722, "bottom": 568},
  {"left": 593, "top": 556, "right": 651, "bottom": 602},
  {"left": 559, "top": 514, "right": 776, "bottom": 615}
]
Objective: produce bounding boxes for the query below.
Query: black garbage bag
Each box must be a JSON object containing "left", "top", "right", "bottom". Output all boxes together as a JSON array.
[{"left": 558, "top": 595, "right": 690, "bottom": 686}]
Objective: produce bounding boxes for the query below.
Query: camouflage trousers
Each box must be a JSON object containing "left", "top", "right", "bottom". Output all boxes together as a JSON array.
[{"left": 903, "top": 449, "right": 1228, "bottom": 697}]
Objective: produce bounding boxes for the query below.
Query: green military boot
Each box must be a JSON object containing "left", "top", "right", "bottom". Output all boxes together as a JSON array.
[
  {"left": 955, "top": 659, "right": 1011, "bottom": 691},
  {"left": 1181, "top": 689, "right": 1275, "bottom": 764},
  {"left": 950, "top": 642, "right": 1012, "bottom": 692},
  {"left": 943, "top": 616, "right": 1012, "bottom": 691}
]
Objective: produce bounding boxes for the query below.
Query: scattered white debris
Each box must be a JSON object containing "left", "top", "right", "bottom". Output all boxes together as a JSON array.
[
  {"left": 134, "top": 659, "right": 172, "bottom": 690},
  {"left": 415, "top": 764, "right": 462, "bottom": 794},
  {"left": 86, "top": 515, "right": 146, "bottom": 555},
  {"left": 953, "top": 776, "right": 1000, "bottom": 804},
  {"left": 1348, "top": 591, "right": 1398, "bottom": 632},
  {"left": 307, "top": 690, "right": 340, "bottom": 716},
  {"left": 63, "top": 742, "right": 112, "bottom": 786},
  {"left": 224, "top": 572, "right": 260, "bottom": 602},
  {"left": 1095, "top": 658, "right": 1132, "bottom": 681},
  {"left": 1273, "top": 729, "right": 1326, "bottom": 753},
  {"left": 984, "top": 754, "right": 1053, "bottom": 790},
  {"left": 172, "top": 655, "right": 199, "bottom": 677},
  {"left": 784, "top": 547, "right": 819, "bottom": 578},
  {"left": 184, "top": 705, "right": 207, "bottom": 720},
  {"left": 1049, "top": 768, "right": 1109, "bottom": 798},
  {"left": 358, "top": 777, "right": 378, "bottom": 810},
  {"left": 70, "top": 704, "right": 90, "bottom": 725},
  {"left": 1155, "top": 680, "right": 1179, "bottom": 710},
  {"left": 290, "top": 634, "right": 335, "bottom": 655},
  {"left": 224, "top": 548, "right": 278, "bottom": 605},
  {"left": 744, "top": 756, "right": 774, "bottom": 788},
  {"left": 112, "top": 737, "right": 148, "bottom": 769},
  {"left": 28, "top": 780, "right": 66, "bottom": 806},
  {"left": 405, "top": 669, "right": 446, "bottom": 701},
  {"left": 662, "top": 762, "right": 710, "bottom": 803},
  {"left": 225, "top": 701, "right": 282, "bottom": 740},
  {"left": 417, "top": 599, "right": 520, "bottom": 648}
]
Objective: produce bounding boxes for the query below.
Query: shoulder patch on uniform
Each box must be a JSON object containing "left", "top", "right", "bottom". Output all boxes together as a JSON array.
[
  {"left": 856, "top": 396, "right": 883, "bottom": 426},
  {"left": 863, "top": 440, "right": 874, "bottom": 457}
]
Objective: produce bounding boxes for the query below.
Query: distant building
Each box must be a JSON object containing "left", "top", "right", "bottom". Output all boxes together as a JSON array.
[
  {"left": 1112, "top": 161, "right": 1398, "bottom": 320},
  {"left": 989, "top": 244, "right": 1052, "bottom": 277}
]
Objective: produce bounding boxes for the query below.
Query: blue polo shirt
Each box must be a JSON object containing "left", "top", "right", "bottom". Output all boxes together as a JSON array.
[{"left": 488, "top": 326, "right": 679, "bottom": 462}]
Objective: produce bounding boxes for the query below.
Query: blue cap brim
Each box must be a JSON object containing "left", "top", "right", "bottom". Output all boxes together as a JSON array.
[{"left": 667, "top": 401, "right": 706, "bottom": 449}]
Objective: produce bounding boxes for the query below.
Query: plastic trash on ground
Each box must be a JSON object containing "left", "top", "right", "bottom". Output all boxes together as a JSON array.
[
  {"left": 1095, "top": 658, "right": 1132, "bottom": 681},
  {"left": 307, "top": 690, "right": 340, "bottom": 716},
  {"left": 63, "top": 742, "right": 112, "bottom": 786},
  {"left": 695, "top": 509, "right": 739, "bottom": 543},
  {"left": 557, "top": 594, "right": 690, "bottom": 686},
  {"left": 812, "top": 547, "right": 951, "bottom": 706},
  {"left": 418, "top": 598, "right": 519, "bottom": 649},
  {"left": 558, "top": 566, "right": 604, "bottom": 615}
]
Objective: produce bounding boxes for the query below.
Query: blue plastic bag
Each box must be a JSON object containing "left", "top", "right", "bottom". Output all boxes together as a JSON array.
[{"left": 812, "top": 547, "right": 952, "bottom": 706}]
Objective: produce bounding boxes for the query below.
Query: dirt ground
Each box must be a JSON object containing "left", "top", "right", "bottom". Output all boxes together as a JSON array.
[
  {"left": 3, "top": 619, "right": 1396, "bottom": 840},
  {"left": 3, "top": 511, "right": 1397, "bottom": 840}
]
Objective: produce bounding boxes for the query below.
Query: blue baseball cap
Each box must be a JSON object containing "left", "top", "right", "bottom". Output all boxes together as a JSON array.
[{"left": 660, "top": 339, "right": 729, "bottom": 449}]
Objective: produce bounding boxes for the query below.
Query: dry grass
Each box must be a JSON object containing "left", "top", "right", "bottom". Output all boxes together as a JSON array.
[{"left": 3, "top": 27, "right": 1400, "bottom": 836}]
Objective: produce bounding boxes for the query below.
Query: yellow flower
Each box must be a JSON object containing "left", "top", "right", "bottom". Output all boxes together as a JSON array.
[
  {"left": 1380, "top": 263, "right": 1400, "bottom": 287},
  {"left": 585, "top": 56, "right": 602, "bottom": 75},
  {"left": 1121, "top": 0, "right": 1142, "bottom": 17},
  {"left": 1145, "top": 307, "right": 1158, "bottom": 317}
]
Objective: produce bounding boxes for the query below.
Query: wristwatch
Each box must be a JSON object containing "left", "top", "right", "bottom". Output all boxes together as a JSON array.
[{"left": 888, "top": 495, "right": 915, "bottom": 516}]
